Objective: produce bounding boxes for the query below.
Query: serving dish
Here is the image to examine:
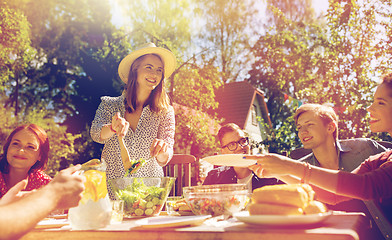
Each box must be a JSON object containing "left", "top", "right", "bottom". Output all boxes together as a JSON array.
[
  {"left": 134, "top": 215, "right": 211, "bottom": 228},
  {"left": 234, "top": 211, "right": 332, "bottom": 226},
  {"left": 183, "top": 184, "right": 249, "bottom": 216},
  {"left": 109, "top": 177, "right": 175, "bottom": 217}
]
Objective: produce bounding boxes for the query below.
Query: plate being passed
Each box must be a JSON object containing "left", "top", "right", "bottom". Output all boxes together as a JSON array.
[
  {"left": 202, "top": 154, "right": 257, "bottom": 167},
  {"left": 36, "top": 218, "right": 69, "bottom": 229},
  {"left": 233, "top": 211, "right": 332, "bottom": 226},
  {"left": 134, "top": 215, "right": 211, "bottom": 228}
]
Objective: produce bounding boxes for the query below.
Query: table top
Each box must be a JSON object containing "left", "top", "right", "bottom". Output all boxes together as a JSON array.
[{"left": 21, "top": 212, "right": 369, "bottom": 240}]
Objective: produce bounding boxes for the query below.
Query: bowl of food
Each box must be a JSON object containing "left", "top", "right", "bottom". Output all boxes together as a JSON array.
[
  {"left": 183, "top": 184, "right": 250, "bottom": 216},
  {"left": 109, "top": 177, "right": 175, "bottom": 217}
]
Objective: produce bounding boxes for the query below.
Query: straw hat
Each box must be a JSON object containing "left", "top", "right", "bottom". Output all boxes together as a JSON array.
[{"left": 118, "top": 42, "right": 177, "bottom": 83}]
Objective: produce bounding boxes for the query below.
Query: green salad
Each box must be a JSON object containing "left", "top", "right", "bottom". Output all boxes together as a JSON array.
[{"left": 115, "top": 178, "right": 168, "bottom": 217}]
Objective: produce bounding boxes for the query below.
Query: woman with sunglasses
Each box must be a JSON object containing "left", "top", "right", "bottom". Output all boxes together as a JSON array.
[{"left": 202, "top": 123, "right": 282, "bottom": 191}]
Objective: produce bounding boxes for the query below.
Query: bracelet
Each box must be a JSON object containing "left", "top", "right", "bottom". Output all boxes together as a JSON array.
[{"left": 301, "top": 162, "right": 312, "bottom": 184}]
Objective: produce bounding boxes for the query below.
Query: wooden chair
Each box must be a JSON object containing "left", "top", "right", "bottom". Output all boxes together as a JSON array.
[{"left": 163, "top": 154, "right": 196, "bottom": 196}]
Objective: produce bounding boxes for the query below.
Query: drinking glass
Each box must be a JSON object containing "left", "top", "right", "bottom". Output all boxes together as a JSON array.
[
  {"left": 111, "top": 200, "right": 124, "bottom": 224},
  {"left": 165, "top": 196, "right": 183, "bottom": 215}
]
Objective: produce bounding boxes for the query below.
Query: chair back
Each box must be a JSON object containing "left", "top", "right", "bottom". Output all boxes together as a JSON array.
[{"left": 163, "top": 154, "right": 196, "bottom": 196}]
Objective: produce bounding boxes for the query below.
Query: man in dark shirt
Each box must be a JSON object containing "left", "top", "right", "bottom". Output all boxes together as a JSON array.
[{"left": 203, "top": 123, "right": 281, "bottom": 191}]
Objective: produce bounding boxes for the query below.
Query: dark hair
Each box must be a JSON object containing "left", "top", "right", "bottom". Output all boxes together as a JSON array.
[
  {"left": 0, "top": 124, "right": 50, "bottom": 174},
  {"left": 293, "top": 103, "right": 338, "bottom": 140},
  {"left": 124, "top": 54, "right": 170, "bottom": 114},
  {"left": 217, "top": 123, "right": 243, "bottom": 145}
]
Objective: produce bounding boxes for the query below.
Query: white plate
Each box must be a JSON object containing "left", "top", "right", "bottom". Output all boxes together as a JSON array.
[
  {"left": 202, "top": 154, "right": 257, "bottom": 167},
  {"left": 233, "top": 211, "right": 332, "bottom": 226},
  {"left": 49, "top": 214, "right": 68, "bottom": 219},
  {"left": 134, "top": 215, "right": 211, "bottom": 228},
  {"left": 36, "top": 218, "right": 69, "bottom": 229}
]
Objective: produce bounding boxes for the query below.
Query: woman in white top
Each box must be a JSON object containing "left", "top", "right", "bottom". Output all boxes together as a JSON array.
[{"left": 90, "top": 43, "right": 176, "bottom": 199}]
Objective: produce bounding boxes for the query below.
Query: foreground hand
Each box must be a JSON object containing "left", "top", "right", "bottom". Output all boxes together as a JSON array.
[
  {"left": 246, "top": 154, "right": 296, "bottom": 178},
  {"left": 0, "top": 180, "right": 32, "bottom": 206},
  {"left": 111, "top": 112, "right": 129, "bottom": 138},
  {"left": 150, "top": 138, "right": 169, "bottom": 158},
  {"left": 48, "top": 165, "right": 85, "bottom": 210}
]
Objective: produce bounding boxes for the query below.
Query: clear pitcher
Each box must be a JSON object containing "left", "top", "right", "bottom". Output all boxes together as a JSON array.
[{"left": 68, "top": 159, "right": 112, "bottom": 230}]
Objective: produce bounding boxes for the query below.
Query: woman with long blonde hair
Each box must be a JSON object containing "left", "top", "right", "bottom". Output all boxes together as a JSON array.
[{"left": 91, "top": 43, "right": 176, "bottom": 199}]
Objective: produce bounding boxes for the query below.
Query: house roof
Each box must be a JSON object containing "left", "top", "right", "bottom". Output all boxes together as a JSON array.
[{"left": 215, "top": 81, "right": 272, "bottom": 129}]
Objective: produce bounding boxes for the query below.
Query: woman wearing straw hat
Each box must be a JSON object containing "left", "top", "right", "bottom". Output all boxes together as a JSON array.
[{"left": 90, "top": 43, "right": 176, "bottom": 199}]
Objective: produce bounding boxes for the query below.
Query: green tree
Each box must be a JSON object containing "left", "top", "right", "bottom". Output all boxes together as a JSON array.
[
  {"left": 264, "top": 0, "right": 317, "bottom": 24},
  {"left": 173, "top": 57, "right": 223, "bottom": 157},
  {"left": 2, "top": 0, "right": 128, "bottom": 165},
  {"left": 248, "top": 0, "right": 392, "bottom": 153},
  {"left": 248, "top": 5, "right": 323, "bottom": 152},
  {"left": 117, "top": 0, "right": 192, "bottom": 53},
  {"left": 195, "top": 0, "right": 259, "bottom": 83},
  {"left": 0, "top": 2, "right": 35, "bottom": 92}
]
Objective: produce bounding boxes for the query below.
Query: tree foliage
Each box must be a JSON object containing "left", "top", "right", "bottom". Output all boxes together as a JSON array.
[
  {"left": 0, "top": 2, "right": 35, "bottom": 89},
  {"left": 195, "top": 0, "right": 259, "bottom": 83},
  {"left": 3, "top": 0, "right": 392, "bottom": 175},
  {"left": 248, "top": 0, "right": 392, "bottom": 153},
  {"left": 173, "top": 57, "right": 223, "bottom": 157}
]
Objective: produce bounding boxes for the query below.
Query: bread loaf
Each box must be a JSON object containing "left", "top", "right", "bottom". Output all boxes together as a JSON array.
[
  {"left": 248, "top": 184, "right": 326, "bottom": 216},
  {"left": 303, "top": 201, "right": 327, "bottom": 214},
  {"left": 248, "top": 202, "right": 303, "bottom": 215},
  {"left": 252, "top": 184, "right": 315, "bottom": 209}
]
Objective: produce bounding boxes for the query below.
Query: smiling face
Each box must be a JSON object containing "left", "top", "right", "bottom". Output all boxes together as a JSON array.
[
  {"left": 367, "top": 83, "right": 392, "bottom": 135},
  {"left": 220, "top": 129, "right": 250, "bottom": 155},
  {"left": 6, "top": 129, "right": 41, "bottom": 172},
  {"left": 136, "top": 54, "right": 164, "bottom": 91},
  {"left": 296, "top": 111, "right": 335, "bottom": 150}
]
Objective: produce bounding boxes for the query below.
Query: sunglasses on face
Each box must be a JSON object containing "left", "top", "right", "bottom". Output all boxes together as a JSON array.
[{"left": 222, "top": 137, "right": 249, "bottom": 151}]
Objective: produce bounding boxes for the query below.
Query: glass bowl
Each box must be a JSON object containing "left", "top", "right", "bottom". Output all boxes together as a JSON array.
[
  {"left": 183, "top": 184, "right": 250, "bottom": 216},
  {"left": 108, "top": 177, "right": 175, "bottom": 217}
]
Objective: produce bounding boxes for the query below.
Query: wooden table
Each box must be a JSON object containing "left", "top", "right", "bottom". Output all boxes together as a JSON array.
[{"left": 21, "top": 212, "right": 369, "bottom": 240}]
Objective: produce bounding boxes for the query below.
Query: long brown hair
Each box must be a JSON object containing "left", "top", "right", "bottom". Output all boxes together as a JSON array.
[
  {"left": 0, "top": 124, "right": 50, "bottom": 174},
  {"left": 124, "top": 54, "right": 170, "bottom": 114}
]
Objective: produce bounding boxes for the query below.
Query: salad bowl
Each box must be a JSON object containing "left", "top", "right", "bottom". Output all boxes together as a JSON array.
[
  {"left": 183, "top": 184, "right": 250, "bottom": 217},
  {"left": 109, "top": 177, "right": 175, "bottom": 217}
]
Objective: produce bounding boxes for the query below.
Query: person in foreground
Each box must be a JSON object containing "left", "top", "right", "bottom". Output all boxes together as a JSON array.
[
  {"left": 90, "top": 42, "right": 176, "bottom": 199},
  {"left": 293, "top": 103, "right": 386, "bottom": 171},
  {"left": 0, "top": 165, "right": 84, "bottom": 240},
  {"left": 0, "top": 124, "right": 52, "bottom": 198},
  {"left": 288, "top": 103, "right": 387, "bottom": 238},
  {"left": 247, "top": 72, "right": 392, "bottom": 239},
  {"left": 203, "top": 123, "right": 281, "bottom": 191}
]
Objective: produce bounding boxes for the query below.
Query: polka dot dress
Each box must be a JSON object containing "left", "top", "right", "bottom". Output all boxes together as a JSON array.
[
  {"left": 90, "top": 95, "right": 175, "bottom": 199},
  {"left": 0, "top": 170, "right": 52, "bottom": 198}
]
